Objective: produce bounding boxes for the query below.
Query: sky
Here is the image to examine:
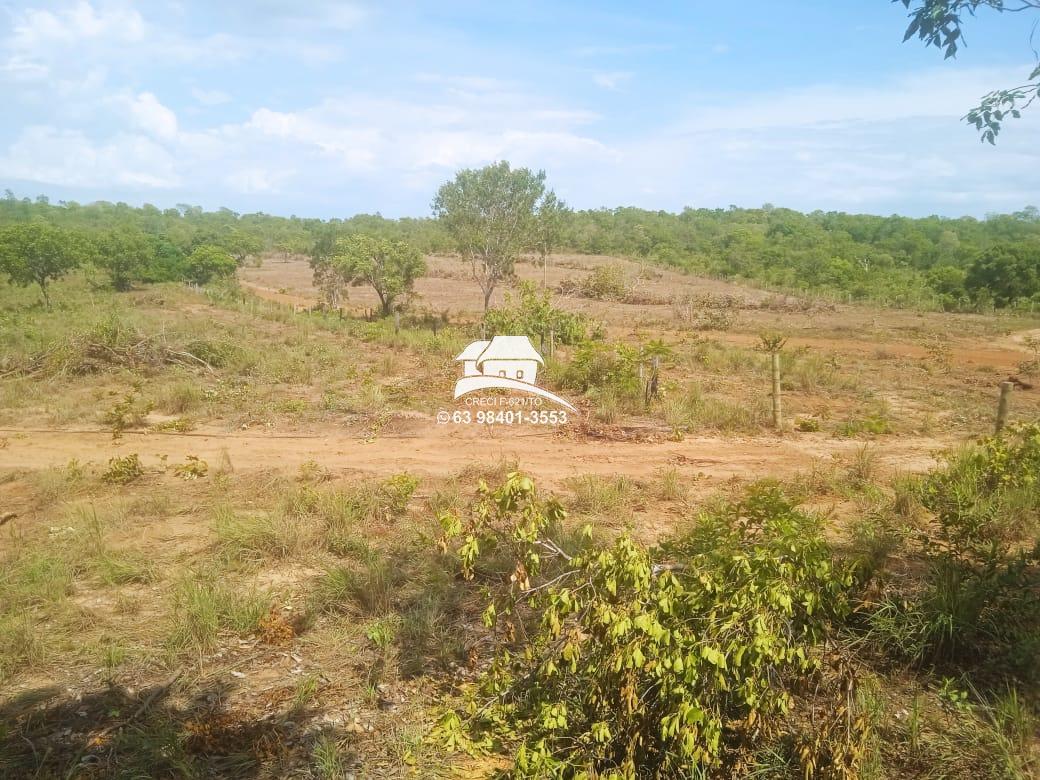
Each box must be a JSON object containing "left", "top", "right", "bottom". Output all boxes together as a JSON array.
[{"left": 1, "top": 0, "right": 1038, "bottom": 219}]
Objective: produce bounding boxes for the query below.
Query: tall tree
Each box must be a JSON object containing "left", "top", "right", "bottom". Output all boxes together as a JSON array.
[
  {"left": 965, "top": 243, "right": 1040, "bottom": 305},
  {"left": 184, "top": 244, "right": 237, "bottom": 285},
  {"left": 896, "top": 0, "right": 1040, "bottom": 141},
  {"left": 433, "top": 161, "right": 548, "bottom": 311},
  {"left": 96, "top": 228, "right": 156, "bottom": 291},
  {"left": 534, "top": 190, "right": 570, "bottom": 287},
  {"left": 308, "top": 224, "right": 345, "bottom": 308},
  {"left": 329, "top": 234, "right": 426, "bottom": 315},
  {"left": 0, "top": 222, "right": 87, "bottom": 305},
  {"left": 220, "top": 228, "right": 264, "bottom": 265}
]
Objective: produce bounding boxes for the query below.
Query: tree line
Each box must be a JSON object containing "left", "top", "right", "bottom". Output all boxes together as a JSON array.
[{"left": 2, "top": 181, "right": 1039, "bottom": 311}]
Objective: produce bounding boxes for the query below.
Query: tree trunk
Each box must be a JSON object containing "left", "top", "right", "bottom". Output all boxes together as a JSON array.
[{"left": 483, "top": 284, "right": 494, "bottom": 312}]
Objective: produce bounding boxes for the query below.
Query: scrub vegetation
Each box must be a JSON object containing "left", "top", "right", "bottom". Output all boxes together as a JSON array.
[{"left": 2, "top": 168, "right": 1039, "bottom": 777}]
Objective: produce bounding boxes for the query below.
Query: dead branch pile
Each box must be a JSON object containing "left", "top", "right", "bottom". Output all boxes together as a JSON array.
[{"left": 0, "top": 328, "right": 218, "bottom": 380}]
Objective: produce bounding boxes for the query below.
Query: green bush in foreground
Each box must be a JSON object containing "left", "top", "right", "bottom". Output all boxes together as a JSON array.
[
  {"left": 867, "top": 423, "right": 1040, "bottom": 677},
  {"left": 436, "top": 474, "right": 855, "bottom": 778},
  {"left": 484, "top": 281, "right": 592, "bottom": 346}
]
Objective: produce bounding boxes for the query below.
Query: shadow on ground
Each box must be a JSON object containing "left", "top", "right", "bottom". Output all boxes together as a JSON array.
[{"left": 0, "top": 676, "right": 348, "bottom": 779}]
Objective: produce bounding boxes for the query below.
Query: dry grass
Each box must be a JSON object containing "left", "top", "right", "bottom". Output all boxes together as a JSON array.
[{"left": 2, "top": 264, "right": 1039, "bottom": 777}]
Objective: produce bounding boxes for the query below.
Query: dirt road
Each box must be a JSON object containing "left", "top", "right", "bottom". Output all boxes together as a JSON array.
[{"left": 0, "top": 419, "right": 949, "bottom": 490}]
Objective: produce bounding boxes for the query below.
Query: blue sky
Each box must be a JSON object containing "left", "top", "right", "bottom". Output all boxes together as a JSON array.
[{"left": 1, "top": 0, "right": 1037, "bottom": 218}]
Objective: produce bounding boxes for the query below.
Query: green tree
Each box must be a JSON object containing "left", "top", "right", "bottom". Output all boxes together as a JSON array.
[
  {"left": 183, "top": 244, "right": 236, "bottom": 285},
  {"left": 95, "top": 228, "right": 156, "bottom": 291},
  {"left": 965, "top": 243, "right": 1040, "bottom": 305},
  {"left": 308, "top": 224, "right": 345, "bottom": 308},
  {"left": 433, "top": 161, "right": 548, "bottom": 311},
  {"left": 534, "top": 190, "right": 570, "bottom": 287},
  {"left": 0, "top": 222, "right": 87, "bottom": 305},
  {"left": 329, "top": 233, "right": 426, "bottom": 315},
  {"left": 926, "top": 264, "right": 968, "bottom": 308},
  {"left": 896, "top": 0, "right": 1040, "bottom": 142},
  {"left": 142, "top": 236, "right": 187, "bottom": 282},
  {"left": 219, "top": 228, "right": 264, "bottom": 265}
]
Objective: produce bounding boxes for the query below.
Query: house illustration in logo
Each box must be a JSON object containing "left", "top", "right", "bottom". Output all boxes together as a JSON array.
[{"left": 453, "top": 335, "right": 576, "bottom": 412}]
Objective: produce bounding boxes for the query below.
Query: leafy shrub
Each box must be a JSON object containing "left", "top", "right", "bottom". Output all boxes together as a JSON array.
[
  {"left": 554, "top": 341, "right": 641, "bottom": 400},
  {"left": 101, "top": 389, "right": 153, "bottom": 436},
  {"left": 920, "top": 423, "right": 1040, "bottom": 564},
  {"left": 101, "top": 453, "right": 143, "bottom": 484},
  {"left": 560, "top": 264, "right": 631, "bottom": 300},
  {"left": 796, "top": 417, "right": 821, "bottom": 432},
  {"left": 437, "top": 474, "right": 855, "bottom": 776},
  {"left": 151, "top": 416, "right": 195, "bottom": 433},
  {"left": 484, "top": 281, "right": 592, "bottom": 345},
  {"left": 865, "top": 424, "right": 1040, "bottom": 678},
  {"left": 173, "top": 455, "right": 208, "bottom": 480},
  {"left": 379, "top": 473, "right": 419, "bottom": 517}
]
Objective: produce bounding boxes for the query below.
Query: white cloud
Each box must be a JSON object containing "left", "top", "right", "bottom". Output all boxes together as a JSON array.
[
  {"left": 590, "top": 66, "right": 1040, "bottom": 215},
  {"left": 226, "top": 88, "right": 615, "bottom": 185},
  {"left": 3, "top": 1, "right": 145, "bottom": 78},
  {"left": 223, "top": 167, "right": 295, "bottom": 194},
  {"left": 592, "top": 71, "right": 632, "bottom": 90},
  {"left": 0, "top": 0, "right": 330, "bottom": 86},
  {"left": 126, "top": 92, "right": 179, "bottom": 140},
  {"left": 9, "top": 1, "right": 146, "bottom": 49},
  {"left": 244, "top": 106, "right": 381, "bottom": 170},
  {"left": 679, "top": 65, "right": 1035, "bottom": 132},
  {"left": 0, "top": 125, "right": 180, "bottom": 188},
  {"left": 0, "top": 54, "right": 48, "bottom": 80},
  {"left": 0, "top": 1, "right": 1036, "bottom": 222}
]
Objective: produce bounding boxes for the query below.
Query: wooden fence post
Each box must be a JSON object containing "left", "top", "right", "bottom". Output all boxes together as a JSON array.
[
  {"left": 644, "top": 356, "right": 660, "bottom": 406},
  {"left": 771, "top": 351, "right": 783, "bottom": 431},
  {"left": 995, "top": 381, "right": 1013, "bottom": 434}
]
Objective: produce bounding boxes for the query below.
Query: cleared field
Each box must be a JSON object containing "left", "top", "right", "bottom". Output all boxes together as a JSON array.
[{"left": 1, "top": 258, "right": 1038, "bottom": 777}]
